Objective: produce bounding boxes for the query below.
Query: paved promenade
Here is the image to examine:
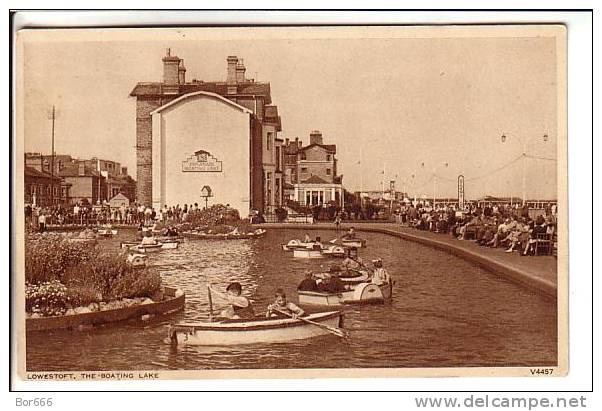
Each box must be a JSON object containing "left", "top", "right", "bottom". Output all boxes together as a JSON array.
[{"left": 262, "top": 222, "right": 559, "bottom": 299}]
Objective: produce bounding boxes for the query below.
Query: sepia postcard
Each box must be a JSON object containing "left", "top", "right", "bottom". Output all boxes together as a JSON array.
[{"left": 12, "top": 24, "right": 568, "bottom": 383}]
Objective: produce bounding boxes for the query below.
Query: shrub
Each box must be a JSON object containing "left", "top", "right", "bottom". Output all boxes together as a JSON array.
[
  {"left": 105, "top": 267, "right": 162, "bottom": 301},
  {"left": 65, "top": 284, "right": 102, "bottom": 307},
  {"left": 25, "top": 233, "right": 96, "bottom": 285}
]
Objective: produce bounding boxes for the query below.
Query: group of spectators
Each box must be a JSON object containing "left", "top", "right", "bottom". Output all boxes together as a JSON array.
[
  {"left": 25, "top": 201, "right": 213, "bottom": 232},
  {"left": 394, "top": 202, "right": 558, "bottom": 256}
]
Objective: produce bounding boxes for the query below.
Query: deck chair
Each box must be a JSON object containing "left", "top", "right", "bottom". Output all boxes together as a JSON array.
[{"left": 534, "top": 232, "right": 553, "bottom": 255}]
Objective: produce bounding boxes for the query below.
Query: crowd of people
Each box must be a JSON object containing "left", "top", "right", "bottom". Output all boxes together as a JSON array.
[
  {"left": 25, "top": 201, "right": 218, "bottom": 232},
  {"left": 395, "top": 202, "right": 558, "bottom": 256}
]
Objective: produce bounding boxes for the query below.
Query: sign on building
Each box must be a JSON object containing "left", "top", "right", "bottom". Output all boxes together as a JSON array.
[{"left": 182, "top": 150, "right": 223, "bottom": 172}]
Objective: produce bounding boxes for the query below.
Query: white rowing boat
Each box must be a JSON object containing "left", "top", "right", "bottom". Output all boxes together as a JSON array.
[
  {"left": 168, "top": 310, "right": 344, "bottom": 345},
  {"left": 321, "top": 245, "right": 346, "bottom": 257},
  {"left": 292, "top": 248, "right": 324, "bottom": 259},
  {"left": 341, "top": 238, "right": 367, "bottom": 248},
  {"left": 123, "top": 241, "right": 180, "bottom": 253},
  {"left": 298, "top": 282, "right": 392, "bottom": 306},
  {"left": 281, "top": 239, "right": 315, "bottom": 251},
  {"left": 97, "top": 228, "right": 118, "bottom": 236}
]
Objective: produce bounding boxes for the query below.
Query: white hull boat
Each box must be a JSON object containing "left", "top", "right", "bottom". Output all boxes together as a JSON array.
[
  {"left": 97, "top": 228, "right": 118, "bottom": 236},
  {"left": 321, "top": 245, "right": 346, "bottom": 258},
  {"left": 293, "top": 248, "right": 324, "bottom": 259},
  {"left": 341, "top": 238, "right": 367, "bottom": 248},
  {"left": 298, "top": 282, "right": 392, "bottom": 306},
  {"left": 168, "top": 310, "right": 343, "bottom": 345},
  {"left": 281, "top": 239, "right": 315, "bottom": 251}
]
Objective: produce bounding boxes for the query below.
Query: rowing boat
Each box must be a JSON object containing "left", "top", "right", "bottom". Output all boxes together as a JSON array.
[
  {"left": 341, "top": 238, "right": 367, "bottom": 248},
  {"left": 122, "top": 241, "right": 179, "bottom": 252},
  {"left": 292, "top": 247, "right": 324, "bottom": 259},
  {"left": 182, "top": 229, "right": 267, "bottom": 240},
  {"left": 281, "top": 239, "right": 315, "bottom": 251},
  {"left": 167, "top": 310, "right": 343, "bottom": 345},
  {"left": 321, "top": 245, "right": 346, "bottom": 257},
  {"left": 298, "top": 282, "right": 392, "bottom": 306},
  {"left": 97, "top": 228, "right": 118, "bottom": 236}
]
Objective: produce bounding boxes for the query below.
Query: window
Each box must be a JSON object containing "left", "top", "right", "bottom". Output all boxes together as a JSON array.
[
  {"left": 326, "top": 168, "right": 331, "bottom": 175},
  {"left": 300, "top": 153, "right": 306, "bottom": 160},
  {"left": 31, "top": 185, "right": 36, "bottom": 195},
  {"left": 267, "top": 132, "right": 273, "bottom": 151},
  {"left": 327, "top": 154, "right": 331, "bottom": 161},
  {"left": 301, "top": 167, "right": 307, "bottom": 173}
]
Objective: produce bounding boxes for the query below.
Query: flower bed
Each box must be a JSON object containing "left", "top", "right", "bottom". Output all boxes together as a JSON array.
[{"left": 25, "top": 232, "right": 162, "bottom": 319}]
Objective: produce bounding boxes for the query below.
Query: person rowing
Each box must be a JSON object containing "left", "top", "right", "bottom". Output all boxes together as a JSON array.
[
  {"left": 342, "top": 226, "right": 356, "bottom": 240},
  {"left": 266, "top": 289, "right": 305, "bottom": 319},
  {"left": 141, "top": 233, "right": 158, "bottom": 245},
  {"left": 297, "top": 270, "right": 319, "bottom": 292},
  {"left": 341, "top": 247, "right": 365, "bottom": 271},
  {"left": 208, "top": 282, "right": 255, "bottom": 320}
]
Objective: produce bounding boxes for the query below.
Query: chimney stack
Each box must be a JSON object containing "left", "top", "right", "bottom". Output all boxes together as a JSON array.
[
  {"left": 162, "top": 48, "right": 181, "bottom": 86},
  {"left": 310, "top": 130, "right": 323, "bottom": 145},
  {"left": 178, "top": 59, "right": 186, "bottom": 84},
  {"left": 227, "top": 56, "right": 238, "bottom": 84},
  {"left": 236, "top": 58, "right": 246, "bottom": 83}
]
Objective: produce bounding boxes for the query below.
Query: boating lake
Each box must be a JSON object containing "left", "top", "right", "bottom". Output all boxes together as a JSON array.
[{"left": 26, "top": 228, "right": 557, "bottom": 371}]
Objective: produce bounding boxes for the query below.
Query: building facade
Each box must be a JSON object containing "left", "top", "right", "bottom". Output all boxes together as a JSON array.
[
  {"left": 24, "top": 166, "right": 69, "bottom": 207},
  {"left": 130, "top": 49, "right": 283, "bottom": 215},
  {"left": 25, "top": 153, "right": 136, "bottom": 205},
  {"left": 283, "top": 130, "right": 344, "bottom": 207}
]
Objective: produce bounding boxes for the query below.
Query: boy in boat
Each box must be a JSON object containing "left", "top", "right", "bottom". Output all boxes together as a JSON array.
[
  {"left": 141, "top": 234, "right": 157, "bottom": 245},
  {"left": 266, "top": 289, "right": 305, "bottom": 319},
  {"left": 209, "top": 282, "right": 255, "bottom": 320},
  {"left": 371, "top": 259, "right": 391, "bottom": 286},
  {"left": 303, "top": 233, "right": 312, "bottom": 243},
  {"left": 341, "top": 247, "right": 364, "bottom": 271},
  {"left": 342, "top": 227, "right": 356, "bottom": 239}
]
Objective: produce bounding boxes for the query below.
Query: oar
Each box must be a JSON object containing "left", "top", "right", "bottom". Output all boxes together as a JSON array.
[
  {"left": 207, "top": 285, "right": 214, "bottom": 322},
  {"left": 274, "top": 308, "right": 348, "bottom": 339}
]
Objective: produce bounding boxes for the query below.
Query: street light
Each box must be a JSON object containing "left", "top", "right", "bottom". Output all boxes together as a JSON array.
[
  {"left": 421, "top": 161, "right": 448, "bottom": 209},
  {"left": 500, "top": 133, "right": 549, "bottom": 206}
]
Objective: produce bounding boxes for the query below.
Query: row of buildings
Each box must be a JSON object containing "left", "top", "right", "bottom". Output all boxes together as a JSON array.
[
  {"left": 24, "top": 153, "right": 136, "bottom": 207},
  {"left": 129, "top": 49, "right": 344, "bottom": 215}
]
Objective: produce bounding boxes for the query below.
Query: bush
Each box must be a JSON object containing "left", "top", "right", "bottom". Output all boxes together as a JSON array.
[
  {"left": 65, "top": 285, "right": 102, "bottom": 307},
  {"left": 25, "top": 233, "right": 96, "bottom": 285},
  {"left": 105, "top": 267, "right": 162, "bottom": 301}
]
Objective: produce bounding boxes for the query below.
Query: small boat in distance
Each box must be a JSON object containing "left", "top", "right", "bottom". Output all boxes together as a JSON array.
[
  {"left": 168, "top": 310, "right": 344, "bottom": 346},
  {"left": 341, "top": 238, "right": 367, "bottom": 248},
  {"left": 182, "top": 229, "right": 267, "bottom": 240},
  {"left": 298, "top": 282, "right": 392, "bottom": 306}
]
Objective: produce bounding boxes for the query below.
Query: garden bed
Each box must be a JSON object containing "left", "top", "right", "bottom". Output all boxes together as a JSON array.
[{"left": 26, "top": 286, "right": 185, "bottom": 332}]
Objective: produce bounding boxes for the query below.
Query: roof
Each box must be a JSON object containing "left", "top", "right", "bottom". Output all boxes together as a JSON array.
[
  {"left": 130, "top": 80, "right": 272, "bottom": 104},
  {"left": 299, "top": 143, "right": 337, "bottom": 154},
  {"left": 24, "top": 166, "right": 61, "bottom": 180},
  {"left": 109, "top": 192, "right": 130, "bottom": 202},
  {"left": 301, "top": 175, "right": 329, "bottom": 184},
  {"left": 150, "top": 91, "right": 253, "bottom": 116}
]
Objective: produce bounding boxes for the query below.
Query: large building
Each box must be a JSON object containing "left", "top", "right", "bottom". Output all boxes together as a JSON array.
[
  {"left": 283, "top": 130, "right": 344, "bottom": 207},
  {"left": 24, "top": 166, "right": 69, "bottom": 207},
  {"left": 25, "top": 153, "right": 136, "bottom": 205},
  {"left": 130, "top": 49, "right": 284, "bottom": 215}
]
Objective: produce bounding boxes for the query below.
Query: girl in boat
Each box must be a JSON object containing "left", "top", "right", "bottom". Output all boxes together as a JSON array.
[
  {"left": 266, "top": 289, "right": 305, "bottom": 319},
  {"left": 209, "top": 282, "right": 255, "bottom": 320}
]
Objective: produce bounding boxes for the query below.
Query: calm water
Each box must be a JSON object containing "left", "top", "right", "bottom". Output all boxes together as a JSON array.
[{"left": 26, "top": 229, "right": 557, "bottom": 370}]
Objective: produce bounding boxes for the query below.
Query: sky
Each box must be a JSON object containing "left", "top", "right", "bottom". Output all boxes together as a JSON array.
[{"left": 21, "top": 28, "right": 560, "bottom": 200}]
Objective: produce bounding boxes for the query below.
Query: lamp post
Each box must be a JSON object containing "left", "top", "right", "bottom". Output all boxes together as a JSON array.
[
  {"left": 500, "top": 133, "right": 548, "bottom": 206},
  {"left": 421, "top": 161, "right": 449, "bottom": 209},
  {"left": 47, "top": 106, "right": 58, "bottom": 206}
]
